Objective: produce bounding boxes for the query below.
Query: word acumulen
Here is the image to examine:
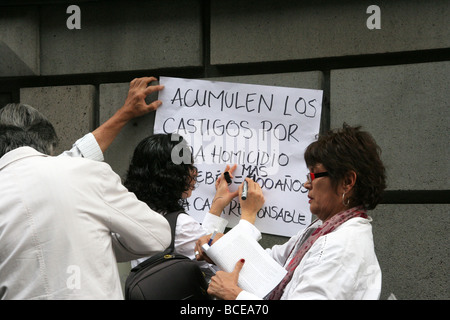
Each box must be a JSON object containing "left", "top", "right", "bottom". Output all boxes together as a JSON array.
[{"left": 170, "top": 87, "right": 318, "bottom": 118}]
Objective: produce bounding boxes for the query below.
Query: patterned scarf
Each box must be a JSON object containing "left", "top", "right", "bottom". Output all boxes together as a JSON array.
[{"left": 267, "top": 206, "right": 368, "bottom": 300}]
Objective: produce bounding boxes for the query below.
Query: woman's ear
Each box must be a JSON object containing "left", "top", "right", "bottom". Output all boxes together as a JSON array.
[{"left": 343, "top": 170, "right": 357, "bottom": 193}]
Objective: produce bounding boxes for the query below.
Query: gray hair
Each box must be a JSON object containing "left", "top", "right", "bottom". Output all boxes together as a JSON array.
[{"left": 0, "top": 103, "right": 58, "bottom": 157}]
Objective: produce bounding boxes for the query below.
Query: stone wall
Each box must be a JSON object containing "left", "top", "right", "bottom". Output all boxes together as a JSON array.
[{"left": 1, "top": 0, "right": 448, "bottom": 300}]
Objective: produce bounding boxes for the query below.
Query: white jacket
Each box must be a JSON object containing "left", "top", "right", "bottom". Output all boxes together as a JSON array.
[
  {"left": 236, "top": 217, "right": 382, "bottom": 300},
  {"left": 0, "top": 136, "right": 171, "bottom": 300}
]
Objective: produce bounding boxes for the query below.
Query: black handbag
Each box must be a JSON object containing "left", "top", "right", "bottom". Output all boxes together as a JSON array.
[{"left": 124, "top": 211, "right": 211, "bottom": 300}]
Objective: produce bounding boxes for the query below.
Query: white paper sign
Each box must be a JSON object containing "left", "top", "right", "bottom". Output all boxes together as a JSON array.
[{"left": 154, "top": 77, "right": 322, "bottom": 237}]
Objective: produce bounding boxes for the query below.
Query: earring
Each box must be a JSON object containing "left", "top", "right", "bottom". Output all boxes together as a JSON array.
[{"left": 342, "top": 192, "right": 350, "bottom": 206}]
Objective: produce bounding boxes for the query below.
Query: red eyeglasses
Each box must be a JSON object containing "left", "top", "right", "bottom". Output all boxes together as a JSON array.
[{"left": 306, "top": 172, "right": 329, "bottom": 184}]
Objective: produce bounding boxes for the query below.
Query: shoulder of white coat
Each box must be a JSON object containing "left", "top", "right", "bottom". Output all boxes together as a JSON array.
[{"left": 311, "top": 218, "right": 375, "bottom": 261}]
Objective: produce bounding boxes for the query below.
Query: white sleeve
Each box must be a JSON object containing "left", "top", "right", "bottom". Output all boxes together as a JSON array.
[
  {"left": 229, "top": 219, "right": 262, "bottom": 242},
  {"left": 266, "top": 221, "right": 321, "bottom": 266},
  {"left": 236, "top": 290, "right": 263, "bottom": 300},
  {"left": 59, "top": 133, "right": 104, "bottom": 161},
  {"left": 100, "top": 164, "right": 171, "bottom": 262},
  {"left": 265, "top": 233, "right": 301, "bottom": 266},
  {"left": 174, "top": 214, "right": 208, "bottom": 259},
  {"left": 174, "top": 213, "right": 230, "bottom": 259},
  {"left": 201, "top": 212, "right": 228, "bottom": 234}
]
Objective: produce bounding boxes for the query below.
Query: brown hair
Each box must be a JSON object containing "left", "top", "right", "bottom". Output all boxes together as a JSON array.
[{"left": 304, "top": 123, "right": 386, "bottom": 210}]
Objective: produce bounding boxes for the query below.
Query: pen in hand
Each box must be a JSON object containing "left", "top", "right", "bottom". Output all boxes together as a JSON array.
[
  {"left": 223, "top": 171, "right": 232, "bottom": 185},
  {"left": 241, "top": 180, "right": 248, "bottom": 200},
  {"left": 208, "top": 229, "right": 218, "bottom": 246}
]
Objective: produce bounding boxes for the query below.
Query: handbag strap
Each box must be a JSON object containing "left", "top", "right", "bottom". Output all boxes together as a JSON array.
[{"left": 163, "top": 210, "right": 185, "bottom": 252}]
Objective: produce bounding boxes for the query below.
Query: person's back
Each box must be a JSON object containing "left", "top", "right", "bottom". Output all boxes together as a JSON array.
[
  {"left": 125, "top": 134, "right": 230, "bottom": 280},
  {"left": 0, "top": 147, "right": 169, "bottom": 299}
]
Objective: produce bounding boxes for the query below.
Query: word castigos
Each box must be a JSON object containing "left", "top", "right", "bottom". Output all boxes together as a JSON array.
[{"left": 162, "top": 117, "right": 301, "bottom": 142}]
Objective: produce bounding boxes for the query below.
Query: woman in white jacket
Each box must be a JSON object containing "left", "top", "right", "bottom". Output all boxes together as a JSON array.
[
  {"left": 200, "top": 124, "right": 386, "bottom": 300},
  {"left": 124, "top": 133, "right": 238, "bottom": 280}
]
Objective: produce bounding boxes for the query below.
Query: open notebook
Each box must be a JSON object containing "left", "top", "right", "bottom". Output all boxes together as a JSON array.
[{"left": 202, "top": 227, "right": 287, "bottom": 298}]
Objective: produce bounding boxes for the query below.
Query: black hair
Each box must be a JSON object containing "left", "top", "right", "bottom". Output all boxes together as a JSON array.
[{"left": 123, "top": 134, "right": 197, "bottom": 214}]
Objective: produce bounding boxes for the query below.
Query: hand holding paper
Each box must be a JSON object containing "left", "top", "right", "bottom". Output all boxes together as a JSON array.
[
  {"left": 208, "top": 259, "right": 246, "bottom": 300},
  {"left": 202, "top": 227, "right": 287, "bottom": 299},
  {"left": 93, "top": 76, "right": 164, "bottom": 153},
  {"left": 195, "top": 232, "right": 224, "bottom": 264}
]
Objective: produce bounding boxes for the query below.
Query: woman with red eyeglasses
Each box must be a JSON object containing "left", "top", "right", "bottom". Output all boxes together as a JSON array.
[{"left": 203, "top": 124, "right": 387, "bottom": 300}]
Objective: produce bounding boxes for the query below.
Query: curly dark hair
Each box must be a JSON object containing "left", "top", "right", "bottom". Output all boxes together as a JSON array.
[
  {"left": 304, "top": 123, "right": 386, "bottom": 210},
  {"left": 123, "top": 133, "right": 197, "bottom": 215}
]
